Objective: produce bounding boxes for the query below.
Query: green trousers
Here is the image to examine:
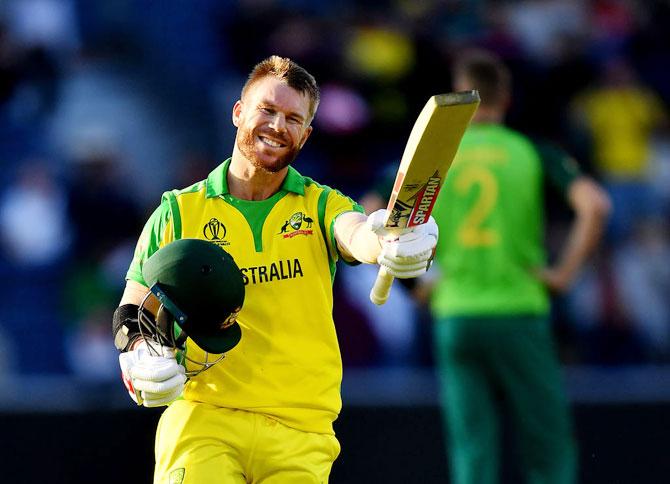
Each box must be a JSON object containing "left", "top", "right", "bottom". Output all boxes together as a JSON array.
[{"left": 433, "top": 315, "right": 576, "bottom": 484}]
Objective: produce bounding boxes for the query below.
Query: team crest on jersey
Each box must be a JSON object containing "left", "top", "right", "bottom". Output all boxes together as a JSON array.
[
  {"left": 278, "top": 212, "right": 314, "bottom": 238},
  {"left": 220, "top": 306, "right": 241, "bottom": 329},
  {"left": 203, "top": 218, "right": 230, "bottom": 246}
]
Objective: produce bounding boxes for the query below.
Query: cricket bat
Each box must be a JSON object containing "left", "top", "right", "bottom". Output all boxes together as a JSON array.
[{"left": 369, "top": 90, "right": 480, "bottom": 305}]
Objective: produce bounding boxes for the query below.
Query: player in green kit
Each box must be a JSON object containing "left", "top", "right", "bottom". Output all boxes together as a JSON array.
[
  {"left": 428, "top": 50, "right": 611, "bottom": 484},
  {"left": 111, "top": 56, "right": 438, "bottom": 483}
]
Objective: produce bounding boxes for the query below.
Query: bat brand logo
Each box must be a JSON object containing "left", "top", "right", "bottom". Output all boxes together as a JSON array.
[
  {"left": 408, "top": 175, "right": 441, "bottom": 226},
  {"left": 278, "top": 211, "right": 314, "bottom": 238},
  {"left": 387, "top": 199, "right": 413, "bottom": 228},
  {"left": 203, "top": 218, "right": 230, "bottom": 246}
]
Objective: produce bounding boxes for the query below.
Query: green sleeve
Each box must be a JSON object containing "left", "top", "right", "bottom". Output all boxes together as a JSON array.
[
  {"left": 316, "top": 186, "right": 364, "bottom": 280},
  {"left": 535, "top": 141, "right": 582, "bottom": 197},
  {"left": 329, "top": 189, "right": 365, "bottom": 267},
  {"left": 125, "top": 195, "right": 173, "bottom": 286}
]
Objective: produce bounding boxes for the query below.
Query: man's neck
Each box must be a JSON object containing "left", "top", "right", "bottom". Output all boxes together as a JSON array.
[
  {"left": 471, "top": 105, "right": 505, "bottom": 124},
  {"left": 227, "top": 152, "right": 288, "bottom": 201}
]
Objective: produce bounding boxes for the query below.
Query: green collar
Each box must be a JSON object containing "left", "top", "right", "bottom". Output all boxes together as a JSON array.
[{"left": 205, "top": 158, "right": 305, "bottom": 198}]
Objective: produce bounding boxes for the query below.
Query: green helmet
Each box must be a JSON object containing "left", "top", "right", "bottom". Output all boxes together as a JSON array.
[{"left": 139, "top": 239, "right": 245, "bottom": 372}]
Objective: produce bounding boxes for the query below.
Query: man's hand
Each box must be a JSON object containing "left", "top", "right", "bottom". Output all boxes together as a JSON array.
[
  {"left": 119, "top": 341, "right": 186, "bottom": 407},
  {"left": 535, "top": 266, "right": 574, "bottom": 294},
  {"left": 366, "top": 209, "right": 438, "bottom": 279}
]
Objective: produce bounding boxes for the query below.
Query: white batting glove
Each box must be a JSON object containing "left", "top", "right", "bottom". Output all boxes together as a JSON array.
[
  {"left": 366, "top": 209, "right": 438, "bottom": 279},
  {"left": 119, "top": 341, "right": 186, "bottom": 408}
]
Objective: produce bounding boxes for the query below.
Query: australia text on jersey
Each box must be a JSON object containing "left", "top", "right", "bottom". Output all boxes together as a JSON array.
[{"left": 240, "top": 258, "right": 304, "bottom": 285}]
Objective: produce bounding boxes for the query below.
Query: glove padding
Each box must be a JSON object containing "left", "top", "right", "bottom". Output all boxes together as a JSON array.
[
  {"left": 366, "top": 209, "right": 438, "bottom": 279},
  {"left": 119, "top": 341, "right": 186, "bottom": 407}
]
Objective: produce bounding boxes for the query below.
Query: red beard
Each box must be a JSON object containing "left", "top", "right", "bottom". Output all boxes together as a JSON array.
[{"left": 237, "top": 127, "right": 300, "bottom": 173}]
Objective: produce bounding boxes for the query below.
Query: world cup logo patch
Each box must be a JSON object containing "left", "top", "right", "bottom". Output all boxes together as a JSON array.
[{"left": 203, "top": 218, "right": 230, "bottom": 246}]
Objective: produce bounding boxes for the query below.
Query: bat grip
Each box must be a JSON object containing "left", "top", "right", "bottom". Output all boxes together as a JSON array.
[{"left": 370, "top": 265, "right": 395, "bottom": 305}]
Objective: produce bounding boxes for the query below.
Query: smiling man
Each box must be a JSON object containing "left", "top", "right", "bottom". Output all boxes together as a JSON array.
[{"left": 112, "top": 56, "right": 439, "bottom": 483}]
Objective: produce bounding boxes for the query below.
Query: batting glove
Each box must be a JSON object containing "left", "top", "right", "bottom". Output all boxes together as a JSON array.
[
  {"left": 366, "top": 209, "right": 438, "bottom": 279},
  {"left": 119, "top": 341, "right": 186, "bottom": 407}
]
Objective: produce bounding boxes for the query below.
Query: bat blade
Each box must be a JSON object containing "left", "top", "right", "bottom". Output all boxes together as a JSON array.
[
  {"left": 370, "top": 91, "right": 480, "bottom": 305},
  {"left": 384, "top": 91, "right": 481, "bottom": 230}
]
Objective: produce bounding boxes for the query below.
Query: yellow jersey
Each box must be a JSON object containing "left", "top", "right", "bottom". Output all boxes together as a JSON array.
[
  {"left": 127, "top": 159, "right": 363, "bottom": 434},
  {"left": 579, "top": 86, "right": 665, "bottom": 178}
]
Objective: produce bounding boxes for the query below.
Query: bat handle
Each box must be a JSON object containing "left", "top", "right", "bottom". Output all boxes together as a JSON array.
[{"left": 370, "top": 265, "right": 395, "bottom": 305}]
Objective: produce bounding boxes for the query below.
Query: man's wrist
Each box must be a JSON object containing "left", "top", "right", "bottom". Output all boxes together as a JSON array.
[
  {"left": 113, "top": 304, "right": 142, "bottom": 352},
  {"left": 127, "top": 336, "right": 145, "bottom": 351}
]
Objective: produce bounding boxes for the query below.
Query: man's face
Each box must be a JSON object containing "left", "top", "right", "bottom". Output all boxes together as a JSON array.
[{"left": 233, "top": 77, "right": 313, "bottom": 173}]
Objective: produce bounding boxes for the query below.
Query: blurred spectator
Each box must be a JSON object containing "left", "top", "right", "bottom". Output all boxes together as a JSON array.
[
  {"left": 589, "top": 0, "right": 641, "bottom": 62},
  {"left": 504, "top": 0, "right": 589, "bottom": 65},
  {"left": 566, "top": 249, "right": 649, "bottom": 365},
  {"left": 64, "top": 305, "right": 121, "bottom": 380},
  {"left": 0, "top": 160, "right": 71, "bottom": 266},
  {"left": 0, "top": 18, "right": 62, "bottom": 176},
  {"left": 648, "top": 130, "right": 670, "bottom": 216},
  {"left": 0, "top": 21, "right": 21, "bottom": 107},
  {"left": 345, "top": 22, "right": 415, "bottom": 83},
  {"left": 0, "top": 158, "right": 70, "bottom": 373},
  {"left": 64, "top": 131, "right": 143, "bottom": 260},
  {"left": 60, "top": 131, "right": 143, "bottom": 377},
  {"left": 612, "top": 217, "right": 670, "bottom": 360},
  {"left": 3, "top": 0, "right": 80, "bottom": 54},
  {"left": 337, "top": 263, "right": 422, "bottom": 367},
  {"left": 1, "top": 0, "right": 75, "bottom": 133},
  {"left": 314, "top": 82, "right": 371, "bottom": 136},
  {"left": 571, "top": 56, "right": 668, "bottom": 241},
  {"left": 0, "top": 324, "right": 15, "bottom": 375},
  {"left": 332, "top": 274, "right": 380, "bottom": 367},
  {"left": 343, "top": 16, "right": 416, "bottom": 135}
]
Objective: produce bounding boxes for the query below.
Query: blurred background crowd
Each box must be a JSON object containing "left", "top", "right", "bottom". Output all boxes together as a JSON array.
[{"left": 0, "top": 0, "right": 669, "bottom": 384}]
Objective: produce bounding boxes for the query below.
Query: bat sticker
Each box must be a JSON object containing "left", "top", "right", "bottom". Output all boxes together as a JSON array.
[{"left": 408, "top": 172, "right": 442, "bottom": 226}]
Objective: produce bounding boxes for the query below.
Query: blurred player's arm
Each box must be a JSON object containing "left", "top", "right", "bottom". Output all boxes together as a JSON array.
[
  {"left": 536, "top": 144, "right": 611, "bottom": 293},
  {"left": 539, "top": 177, "right": 611, "bottom": 292}
]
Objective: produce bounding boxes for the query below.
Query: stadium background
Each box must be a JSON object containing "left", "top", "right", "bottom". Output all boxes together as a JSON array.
[{"left": 0, "top": 1, "right": 669, "bottom": 482}]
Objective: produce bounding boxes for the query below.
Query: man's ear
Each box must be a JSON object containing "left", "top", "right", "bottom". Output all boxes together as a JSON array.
[
  {"left": 299, "top": 125, "right": 313, "bottom": 149},
  {"left": 232, "top": 100, "right": 243, "bottom": 127}
]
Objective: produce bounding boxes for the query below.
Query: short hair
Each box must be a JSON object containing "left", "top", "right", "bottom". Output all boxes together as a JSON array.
[
  {"left": 241, "top": 55, "right": 320, "bottom": 122},
  {"left": 452, "top": 49, "right": 511, "bottom": 107}
]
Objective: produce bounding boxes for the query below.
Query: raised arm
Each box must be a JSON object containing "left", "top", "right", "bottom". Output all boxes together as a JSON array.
[
  {"left": 333, "top": 211, "right": 381, "bottom": 264},
  {"left": 333, "top": 209, "right": 438, "bottom": 279}
]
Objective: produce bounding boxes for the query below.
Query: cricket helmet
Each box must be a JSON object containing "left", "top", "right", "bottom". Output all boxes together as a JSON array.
[{"left": 138, "top": 238, "right": 245, "bottom": 375}]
